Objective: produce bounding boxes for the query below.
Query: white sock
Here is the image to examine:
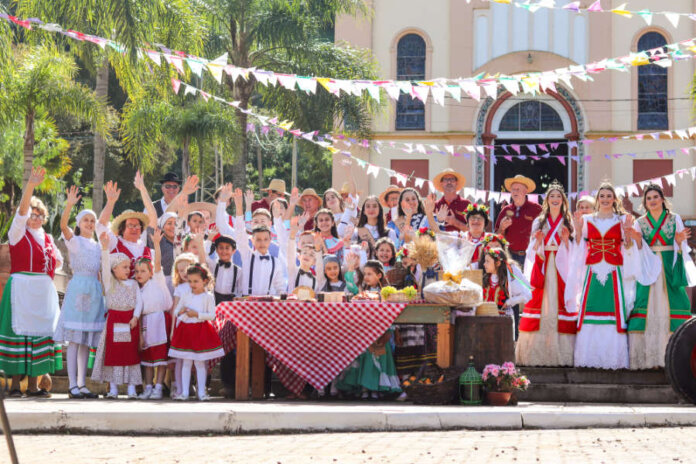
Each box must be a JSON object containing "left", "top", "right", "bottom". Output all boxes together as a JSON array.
[
  {"left": 67, "top": 343, "right": 78, "bottom": 389},
  {"left": 77, "top": 344, "right": 89, "bottom": 387},
  {"left": 127, "top": 384, "right": 137, "bottom": 396},
  {"left": 194, "top": 360, "right": 206, "bottom": 398},
  {"left": 109, "top": 382, "right": 118, "bottom": 395},
  {"left": 181, "top": 359, "right": 193, "bottom": 398},
  {"left": 143, "top": 384, "right": 153, "bottom": 392},
  {"left": 154, "top": 383, "right": 163, "bottom": 391},
  {"left": 175, "top": 359, "right": 183, "bottom": 395}
]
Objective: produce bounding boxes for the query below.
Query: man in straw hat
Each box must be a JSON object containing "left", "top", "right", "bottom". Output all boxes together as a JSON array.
[
  {"left": 252, "top": 178, "right": 287, "bottom": 213},
  {"left": 494, "top": 174, "right": 542, "bottom": 340},
  {"left": 297, "top": 187, "right": 322, "bottom": 231},
  {"left": 379, "top": 185, "right": 402, "bottom": 223},
  {"left": 97, "top": 172, "right": 156, "bottom": 278},
  {"left": 432, "top": 168, "right": 470, "bottom": 232},
  {"left": 152, "top": 172, "right": 182, "bottom": 218}
]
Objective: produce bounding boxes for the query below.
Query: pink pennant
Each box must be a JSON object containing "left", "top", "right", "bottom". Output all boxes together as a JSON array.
[
  {"left": 556, "top": 156, "right": 566, "bottom": 166},
  {"left": 504, "top": 155, "right": 513, "bottom": 162},
  {"left": 511, "top": 144, "right": 521, "bottom": 154},
  {"left": 164, "top": 54, "right": 185, "bottom": 75},
  {"left": 171, "top": 78, "right": 181, "bottom": 94},
  {"left": 588, "top": 0, "right": 603, "bottom": 12},
  {"left": 550, "top": 143, "right": 560, "bottom": 151},
  {"left": 538, "top": 144, "right": 548, "bottom": 152},
  {"left": 563, "top": 2, "right": 580, "bottom": 12}
]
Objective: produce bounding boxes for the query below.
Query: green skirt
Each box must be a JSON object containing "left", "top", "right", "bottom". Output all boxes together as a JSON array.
[
  {"left": 336, "top": 343, "right": 402, "bottom": 394},
  {"left": 0, "top": 275, "right": 56, "bottom": 376}
]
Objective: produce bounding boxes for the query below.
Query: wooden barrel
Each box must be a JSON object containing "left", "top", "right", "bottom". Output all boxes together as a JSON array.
[{"left": 453, "top": 315, "right": 515, "bottom": 372}]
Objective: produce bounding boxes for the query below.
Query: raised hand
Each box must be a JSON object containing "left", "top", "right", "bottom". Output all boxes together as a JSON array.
[
  {"left": 244, "top": 189, "right": 255, "bottom": 208},
  {"left": 271, "top": 200, "right": 282, "bottom": 218},
  {"left": 65, "top": 185, "right": 82, "bottom": 206},
  {"left": 314, "top": 233, "right": 325, "bottom": 252},
  {"left": 675, "top": 228, "right": 692, "bottom": 246},
  {"left": 217, "top": 183, "right": 233, "bottom": 203},
  {"left": 344, "top": 194, "right": 355, "bottom": 210},
  {"left": 99, "top": 231, "right": 110, "bottom": 250},
  {"left": 27, "top": 166, "right": 46, "bottom": 188},
  {"left": 208, "top": 225, "right": 220, "bottom": 239},
  {"left": 298, "top": 212, "right": 309, "bottom": 230},
  {"left": 289, "top": 187, "right": 300, "bottom": 206},
  {"left": 232, "top": 188, "right": 244, "bottom": 204},
  {"left": 424, "top": 194, "right": 436, "bottom": 215},
  {"left": 134, "top": 170, "right": 146, "bottom": 191},
  {"left": 152, "top": 228, "right": 163, "bottom": 245},
  {"left": 104, "top": 181, "right": 121, "bottom": 204},
  {"left": 342, "top": 224, "right": 355, "bottom": 243},
  {"left": 181, "top": 175, "right": 199, "bottom": 196},
  {"left": 436, "top": 204, "right": 449, "bottom": 223},
  {"left": 289, "top": 216, "right": 300, "bottom": 237},
  {"left": 560, "top": 225, "right": 570, "bottom": 244}
]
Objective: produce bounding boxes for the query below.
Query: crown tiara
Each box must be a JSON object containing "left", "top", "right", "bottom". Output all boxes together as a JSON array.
[{"left": 546, "top": 179, "right": 565, "bottom": 194}]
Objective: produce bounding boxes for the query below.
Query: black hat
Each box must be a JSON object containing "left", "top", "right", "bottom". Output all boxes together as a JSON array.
[
  {"left": 213, "top": 234, "right": 236, "bottom": 249},
  {"left": 159, "top": 172, "right": 182, "bottom": 185}
]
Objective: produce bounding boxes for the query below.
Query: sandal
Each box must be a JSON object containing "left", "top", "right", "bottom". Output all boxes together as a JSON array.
[
  {"left": 27, "top": 389, "right": 51, "bottom": 398},
  {"left": 7, "top": 389, "right": 24, "bottom": 398}
]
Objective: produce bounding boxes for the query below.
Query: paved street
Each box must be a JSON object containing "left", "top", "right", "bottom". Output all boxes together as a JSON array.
[{"left": 2, "top": 427, "right": 694, "bottom": 464}]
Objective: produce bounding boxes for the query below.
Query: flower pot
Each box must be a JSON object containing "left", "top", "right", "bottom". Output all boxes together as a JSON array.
[{"left": 486, "top": 391, "right": 512, "bottom": 406}]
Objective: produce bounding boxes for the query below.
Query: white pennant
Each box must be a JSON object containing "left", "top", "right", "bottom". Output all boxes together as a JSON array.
[{"left": 664, "top": 12, "right": 680, "bottom": 28}]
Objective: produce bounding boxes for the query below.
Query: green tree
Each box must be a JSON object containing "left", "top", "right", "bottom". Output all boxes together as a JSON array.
[
  {"left": 16, "top": 0, "right": 205, "bottom": 212},
  {"left": 0, "top": 45, "right": 111, "bottom": 189},
  {"left": 201, "top": 0, "right": 379, "bottom": 190}
]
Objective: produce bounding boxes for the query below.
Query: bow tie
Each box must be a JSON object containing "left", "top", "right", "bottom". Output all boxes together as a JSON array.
[
  {"left": 259, "top": 255, "right": 271, "bottom": 261},
  {"left": 218, "top": 261, "right": 231, "bottom": 269},
  {"left": 299, "top": 269, "right": 314, "bottom": 277}
]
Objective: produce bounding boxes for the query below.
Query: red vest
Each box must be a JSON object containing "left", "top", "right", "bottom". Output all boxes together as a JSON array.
[
  {"left": 113, "top": 238, "right": 151, "bottom": 279},
  {"left": 586, "top": 222, "right": 623, "bottom": 266},
  {"left": 10, "top": 230, "right": 58, "bottom": 278}
]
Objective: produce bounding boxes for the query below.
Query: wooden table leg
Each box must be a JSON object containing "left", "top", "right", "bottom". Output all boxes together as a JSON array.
[
  {"left": 235, "top": 331, "right": 251, "bottom": 400},
  {"left": 250, "top": 341, "right": 266, "bottom": 400},
  {"left": 436, "top": 323, "right": 454, "bottom": 368}
]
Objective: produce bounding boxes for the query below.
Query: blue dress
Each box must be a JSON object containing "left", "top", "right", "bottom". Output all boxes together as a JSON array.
[{"left": 54, "top": 235, "right": 106, "bottom": 347}]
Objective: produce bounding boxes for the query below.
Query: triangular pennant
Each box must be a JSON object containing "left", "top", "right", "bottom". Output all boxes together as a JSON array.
[
  {"left": 147, "top": 50, "right": 162, "bottom": 66},
  {"left": 186, "top": 58, "right": 205, "bottom": 78},
  {"left": 171, "top": 78, "right": 181, "bottom": 94},
  {"left": 207, "top": 63, "right": 225, "bottom": 84},
  {"left": 664, "top": 12, "right": 680, "bottom": 28},
  {"left": 164, "top": 54, "right": 185, "bottom": 75},
  {"left": 587, "top": 0, "right": 603, "bottom": 12}
]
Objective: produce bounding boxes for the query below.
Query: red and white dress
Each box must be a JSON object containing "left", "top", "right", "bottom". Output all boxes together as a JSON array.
[
  {"left": 482, "top": 273, "right": 531, "bottom": 317},
  {"left": 168, "top": 292, "right": 224, "bottom": 361},
  {"left": 91, "top": 250, "right": 143, "bottom": 385},
  {"left": 466, "top": 232, "right": 493, "bottom": 269},
  {"left": 97, "top": 222, "right": 152, "bottom": 278},
  {"left": 516, "top": 216, "right": 575, "bottom": 366},
  {"left": 139, "top": 270, "right": 173, "bottom": 367}
]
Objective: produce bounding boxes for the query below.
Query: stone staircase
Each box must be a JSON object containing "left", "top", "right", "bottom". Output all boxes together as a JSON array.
[{"left": 517, "top": 367, "right": 684, "bottom": 403}]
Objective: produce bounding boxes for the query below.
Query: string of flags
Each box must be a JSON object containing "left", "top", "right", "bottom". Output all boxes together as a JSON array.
[
  {"left": 3, "top": 13, "right": 696, "bottom": 106},
  {"left": 485, "top": 0, "right": 696, "bottom": 28}
]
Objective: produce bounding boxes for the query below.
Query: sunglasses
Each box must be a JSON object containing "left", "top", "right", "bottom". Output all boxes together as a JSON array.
[{"left": 163, "top": 184, "right": 180, "bottom": 190}]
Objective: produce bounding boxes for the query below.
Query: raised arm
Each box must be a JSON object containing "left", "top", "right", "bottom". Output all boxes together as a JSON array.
[
  {"left": 152, "top": 228, "right": 163, "bottom": 273},
  {"left": 99, "top": 231, "right": 112, "bottom": 291},
  {"left": 60, "top": 185, "right": 82, "bottom": 241},
  {"left": 283, "top": 187, "right": 300, "bottom": 222},
  {"left": 165, "top": 175, "right": 199, "bottom": 214},
  {"left": 215, "top": 183, "right": 235, "bottom": 237},
  {"left": 10, "top": 167, "right": 46, "bottom": 245},
  {"left": 134, "top": 171, "right": 157, "bottom": 229},
  {"left": 98, "top": 181, "right": 121, "bottom": 227}
]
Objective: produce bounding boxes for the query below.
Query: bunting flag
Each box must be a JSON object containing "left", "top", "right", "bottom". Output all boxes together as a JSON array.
[{"left": 3, "top": 13, "right": 696, "bottom": 106}]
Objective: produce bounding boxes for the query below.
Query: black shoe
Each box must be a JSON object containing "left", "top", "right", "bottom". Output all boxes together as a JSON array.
[
  {"left": 7, "top": 389, "right": 24, "bottom": 398},
  {"left": 68, "top": 387, "right": 85, "bottom": 399},
  {"left": 27, "top": 389, "right": 51, "bottom": 398},
  {"left": 78, "top": 386, "right": 98, "bottom": 399}
]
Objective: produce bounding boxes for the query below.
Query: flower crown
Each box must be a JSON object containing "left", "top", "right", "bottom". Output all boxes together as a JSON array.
[
  {"left": 466, "top": 203, "right": 489, "bottom": 214},
  {"left": 396, "top": 247, "right": 410, "bottom": 261},
  {"left": 417, "top": 227, "right": 435, "bottom": 238},
  {"left": 482, "top": 234, "right": 509, "bottom": 247},
  {"left": 486, "top": 248, "right": 505, "bottom": 259}
]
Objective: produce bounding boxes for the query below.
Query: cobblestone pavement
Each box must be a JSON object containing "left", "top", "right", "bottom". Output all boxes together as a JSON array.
[{"left": 1, "top": 427, "right": 694, "bottom": 464}]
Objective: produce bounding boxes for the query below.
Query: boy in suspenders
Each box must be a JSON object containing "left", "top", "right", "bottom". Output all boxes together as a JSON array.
[{"left": 206, "top": 235, "right": 242, "bottom": 305}]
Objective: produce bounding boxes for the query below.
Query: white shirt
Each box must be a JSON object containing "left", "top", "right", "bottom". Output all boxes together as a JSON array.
[
  {"left": 140, "top": 270, "right": 173, "bottom": 315},
  {"left": 286, "top": 240, "right": 324, "bottom": 292},
  {"left": 207, "top": 256, "right": 243, "bottom": 297},
  {"left": 174, "top": 291, "right": 216, "bottom": 323}
]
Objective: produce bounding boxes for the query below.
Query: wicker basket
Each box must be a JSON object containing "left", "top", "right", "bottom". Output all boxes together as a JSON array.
[
  {"left": 386, "top": 292, "right": 411, "bottom": 303},
  {"left": 403, "top": 365, "right": 462, "bottom": 405},
  {"left": 476, "top": 302, "right": 499, "bottom": 316}
]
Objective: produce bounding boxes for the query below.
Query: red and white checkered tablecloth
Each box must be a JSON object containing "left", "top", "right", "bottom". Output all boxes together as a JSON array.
[{"left": 214, "top": 301, "right": 407, "bottom": 394}]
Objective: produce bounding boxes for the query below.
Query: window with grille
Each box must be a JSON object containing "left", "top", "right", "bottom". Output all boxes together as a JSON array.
[
  {"left": 499, "top": 101, "right": 564, "bottom": 132},
  {"left": 637, "top": 32, "right": 668, "bottom": 130},
  {"left": 396, "top": 34, "right": 426, "bottom": 130}
]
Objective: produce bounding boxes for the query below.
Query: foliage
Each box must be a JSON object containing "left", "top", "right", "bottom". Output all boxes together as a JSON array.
[{"left": 481, "top": 362, "right": 530, "bottom": 393}]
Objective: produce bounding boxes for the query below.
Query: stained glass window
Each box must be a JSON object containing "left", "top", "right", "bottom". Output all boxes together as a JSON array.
[
  {"left": 637, "top": 32, "right": 668, "bottom": 130},
  {"left": 396, "top": 34, "right": 425, "bottom": 130},
  {"left": 499, "top": 101, "right": 564, "bottom": 131}
]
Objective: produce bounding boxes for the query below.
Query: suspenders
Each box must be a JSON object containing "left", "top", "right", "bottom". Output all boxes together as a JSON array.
[
  {"left": 247, "top": 254, "right": 276, "bottom": 295},
  {"left": 214, "top": 262, "right": 238, "bottom": 295},
  {"left": 295, "top": 270, "right": 316, "bottom": 290}
]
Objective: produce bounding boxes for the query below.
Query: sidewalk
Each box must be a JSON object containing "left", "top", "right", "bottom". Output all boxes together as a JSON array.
[{"left": 2, "top": 396, "right": 695, "bottom": 434}]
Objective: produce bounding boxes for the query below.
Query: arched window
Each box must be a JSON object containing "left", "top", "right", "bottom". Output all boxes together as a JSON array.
[
  {"left": 499, "top": 101, "right": 564, "bottom": 132},
  {"left": 637, "top": 31, "right": 668, "bottom": 130},
  {"left": 396, "top": 34, "right": 425, "bottom": 130}
]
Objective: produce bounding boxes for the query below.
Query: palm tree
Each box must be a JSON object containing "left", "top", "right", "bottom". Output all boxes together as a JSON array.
[
  {"left": 16, "top": 0, "right": 205, "bottom": 212},
  {"left": 0, "top": 45, "right": 111, "bottom": 187},
  {"left": 201, "top": 0, "right": 379, "bottom": 190}
]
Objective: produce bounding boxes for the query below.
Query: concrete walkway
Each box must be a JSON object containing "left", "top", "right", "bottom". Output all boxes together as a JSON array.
[{"left": 2, "top": 396, "right": 695, "bottom": 434}]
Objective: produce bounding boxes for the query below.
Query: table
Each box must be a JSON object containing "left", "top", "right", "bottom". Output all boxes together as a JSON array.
[{"left": 215, "top": 301, "right": 454, "bottom": 400}]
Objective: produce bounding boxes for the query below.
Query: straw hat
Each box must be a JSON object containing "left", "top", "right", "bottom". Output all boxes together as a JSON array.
[
  {"left": 379, "top": 185, "right": 402, "bottom": 208},
  {"left": 503, "top": 175, "right": 536, "bottom": 193},
  {"left": 299, "top": 188, "right": 322, "bottom": 208},
  {"left": 111, "top": 210, "right": 150, "bottom": 235},
  {"left": 433, "top": 168, "right": 466, "bottom": 192},
  {"left": 339, "top": 182, "right": 351, "bottom": 196},
  {"left": 262, "top": 178, "right": 288, "bottom": 196},
  {"left": 182, "top": 202, "right": 217, "bottom": 218}
]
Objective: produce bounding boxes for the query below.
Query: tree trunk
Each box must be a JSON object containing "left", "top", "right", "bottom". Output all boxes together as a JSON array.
[
  {"left": 231, "top": 107, "right": 248, "bottom": 190},
  {"left": 182, "top": 138, "right": 190, "bottom": 180},
  {"left": 91, "top": 57, "right": 109, "bottom": 214},
  {"left": 256, "top": 143, "right": 263, "bottom": 191},
  {"left": 198, "top": 144, "right": 204, "bottom": 202},
  {"left": 22, "top": 111, "right": 35, "bottom": 188}
]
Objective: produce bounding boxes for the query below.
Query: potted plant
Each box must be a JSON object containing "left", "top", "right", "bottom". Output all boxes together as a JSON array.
[{"left": 481, "top": 362, "right": 530, "bottom": 406}]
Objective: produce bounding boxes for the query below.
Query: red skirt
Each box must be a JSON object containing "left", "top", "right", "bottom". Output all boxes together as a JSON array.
[
  {"left": 140, "top": 312, "right": 172, "bottom": 366},
  {"left": 104, "top": 309, "right": 140, "bottom": 367},
  {"left": 169, "top": 320, "right": 224, "bottom": 361}
]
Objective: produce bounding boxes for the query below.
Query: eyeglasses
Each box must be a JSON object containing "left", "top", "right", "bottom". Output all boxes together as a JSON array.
[
  {"left": 125, "top": 223, "right": 142, "bottom": 230},
  {"left": 163, "top": 184, "right": 180, "bottom": 190},
  {"left": 441, "top": 177, "right": 458, "bottom": 184},
  {"left": 30, "top": 213, "right": 45, "bottom": 220}
]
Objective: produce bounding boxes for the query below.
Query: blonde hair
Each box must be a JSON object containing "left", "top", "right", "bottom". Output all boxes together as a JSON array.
[
  {"left": 29, "top": 196, "right": 48, "bottom": 224},
  {"left": 594, "top": 182, "right": 626, "bottom": 215},
  {"left": 172, "top": 252, "right": 198, "bottom": 286},
  {"left": 576, "top": 195, "right": 596, "bottom": 208}
]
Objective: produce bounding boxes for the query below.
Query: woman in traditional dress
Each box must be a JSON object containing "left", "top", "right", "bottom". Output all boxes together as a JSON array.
[
  {"left": 0, "top": 167, "right": 63, "bottom": 397},
  {"left": 389, "top": 187, "right": 429, "bottom": 246},
  {"left": 570, "top": 182, "right": 658, "bottom": 370},
  {"left": 55, "top": 185, "right": 106, "bottom": 399},
  {"left": 628, "top": 184, "right": 695, "bottom": 369},
  {"left": 516, "top": 181, "right": 575, "bottom": 366},
  {"left": 461, "top": 203, "right": 493, "bottom": 269}
]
